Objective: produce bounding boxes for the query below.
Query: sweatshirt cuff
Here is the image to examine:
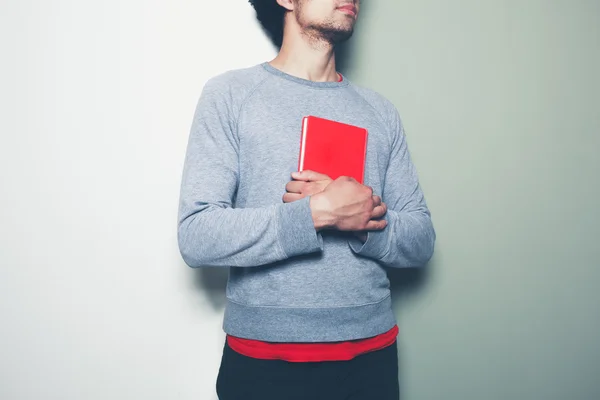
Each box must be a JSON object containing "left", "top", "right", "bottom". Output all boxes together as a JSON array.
[
  {"left": 277, "top": 196, "right": 324, "bottom": 258},
  {"left": 348, "top": 214, "right": 393, "bottom": 260}
]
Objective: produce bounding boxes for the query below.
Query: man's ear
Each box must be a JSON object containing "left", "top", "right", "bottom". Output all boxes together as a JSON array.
[{"left": 276, "top": 0, "right": 295, "bottom": 12}]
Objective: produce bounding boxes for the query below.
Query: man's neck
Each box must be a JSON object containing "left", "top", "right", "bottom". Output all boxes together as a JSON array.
[{"left": 269, "top": 28, "right": 338, "bottom": 83}]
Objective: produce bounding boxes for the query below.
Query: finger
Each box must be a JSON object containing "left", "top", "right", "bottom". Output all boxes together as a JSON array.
[
  {"left": 292, "top": 170, "right": 331, "bottom": 182},
  {"left": 285, "top": 181, "right": 305, "bottom": 194},
  {"left": 364, "top": 219, "right": 387, "bottom": 231},
  {"left": 371, "top": 195, "right": 382, "bottom": 207},
  {"left": 371, "top": 203, "right": 387, "bottom": 219},
  {"left": 371, "top": 203, "right": 388, "bottom": 219},
  {"left": 282, "top": 193, "right": 304, "bottom": 203},
  {"left": 318, "top": 181, "right": 332, "bottom": 191}
]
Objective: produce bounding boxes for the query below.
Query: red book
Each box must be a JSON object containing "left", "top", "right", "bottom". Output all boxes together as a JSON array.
[{"left": 298, "top": 116, "right": 368, "bottom": 183}]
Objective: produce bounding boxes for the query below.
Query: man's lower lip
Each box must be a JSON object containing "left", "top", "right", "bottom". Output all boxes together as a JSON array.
[{"left": 338, "top": 8, "right": 356, "bottom": 16}]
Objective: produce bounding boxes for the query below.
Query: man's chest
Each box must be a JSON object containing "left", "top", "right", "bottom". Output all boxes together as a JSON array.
[{"left": 233, "top": 105, "right": 392, "bottom": 205}]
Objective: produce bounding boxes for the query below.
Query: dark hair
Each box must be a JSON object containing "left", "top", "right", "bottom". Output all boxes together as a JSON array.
[{"left": 248, "top": 0, "right": 286, "bottom": 48}]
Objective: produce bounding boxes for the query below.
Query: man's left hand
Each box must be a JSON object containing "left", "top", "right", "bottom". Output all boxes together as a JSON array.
[{"left": 282, "top": 170, "right": 332, "bottom": 203}]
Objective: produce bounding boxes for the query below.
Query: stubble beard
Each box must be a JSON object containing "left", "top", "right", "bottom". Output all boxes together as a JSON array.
[{"left": 295, "top": 2, "right": 355, "bottom": 46}]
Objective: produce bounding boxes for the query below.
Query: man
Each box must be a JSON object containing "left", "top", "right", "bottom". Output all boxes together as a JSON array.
[{"left": 177, "top": 0, "right": 435, "bottom": 398}]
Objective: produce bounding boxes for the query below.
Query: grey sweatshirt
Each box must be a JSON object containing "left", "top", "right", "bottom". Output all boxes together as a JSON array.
[{"left": 177, "top": 62, "right": 435, "bottom": 342}]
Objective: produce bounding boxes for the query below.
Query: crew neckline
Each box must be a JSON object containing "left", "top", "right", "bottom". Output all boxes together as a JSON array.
[{"left": 261, "top": 62, "right": 349, "bottom": 89}]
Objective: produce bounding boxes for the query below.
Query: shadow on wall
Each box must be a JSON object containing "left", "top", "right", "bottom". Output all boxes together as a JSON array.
[{"left": 194, "top": 266, "right": 229, "bottom": 310}]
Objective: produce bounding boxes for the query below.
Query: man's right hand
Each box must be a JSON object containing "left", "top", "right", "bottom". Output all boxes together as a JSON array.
[{"left": 309, "top": 176, "right": 388, "bottom": 232}]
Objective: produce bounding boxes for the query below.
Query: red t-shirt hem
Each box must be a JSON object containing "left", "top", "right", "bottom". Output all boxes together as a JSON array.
[{"left": 227, "top": 325, "right": 399, "bottom": 362}]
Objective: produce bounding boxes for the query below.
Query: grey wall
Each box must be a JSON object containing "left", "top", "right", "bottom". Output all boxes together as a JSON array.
[{"left": 342, "top": 1, "right": 600, "bottom": 399}]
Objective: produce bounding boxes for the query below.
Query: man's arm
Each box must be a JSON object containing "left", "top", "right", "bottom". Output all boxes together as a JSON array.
[
  {"left": 348, "top": 107, "right": 436, "bottom": 268},
  {"left": 177, "top": 78, "right": 323, "bottom": 268}
]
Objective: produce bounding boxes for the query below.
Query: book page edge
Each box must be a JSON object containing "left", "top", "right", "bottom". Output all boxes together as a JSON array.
[{"left": 298, "top": 116, "right": 309, "bottom": 172}]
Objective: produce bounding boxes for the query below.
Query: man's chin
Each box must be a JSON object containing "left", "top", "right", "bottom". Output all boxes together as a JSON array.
[{"left": 323, "top": 28, "right": 354, "bottom": 45}]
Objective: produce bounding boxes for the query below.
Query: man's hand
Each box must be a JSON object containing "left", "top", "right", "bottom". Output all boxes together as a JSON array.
[
  {"left": 309, "top": 176, "right": 388, "bottom": 233},
  {"left": 282, "top": 170, "right": 332, "bottom": 203}
]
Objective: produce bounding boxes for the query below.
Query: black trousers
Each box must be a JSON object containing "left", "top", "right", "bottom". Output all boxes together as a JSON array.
[{"left": 216, "top": 340, "right": 400, "bottom": 400}]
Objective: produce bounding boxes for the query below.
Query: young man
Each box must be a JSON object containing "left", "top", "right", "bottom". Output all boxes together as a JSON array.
[{"left": 177, "top": 0, "right": 435, "bottom": 398}]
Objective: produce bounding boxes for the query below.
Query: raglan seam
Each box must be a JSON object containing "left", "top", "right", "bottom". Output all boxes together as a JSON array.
[
  {"left": 235, "top": 72, "right": 274, "bottom": 135},
  {"left": 348, "top": 84, "right": 396, "bottom": 150}
]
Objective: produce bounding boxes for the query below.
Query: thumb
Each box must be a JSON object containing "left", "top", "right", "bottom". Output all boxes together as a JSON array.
[{"left": 292, "top": 170, "right": 329, "bottom": 181}]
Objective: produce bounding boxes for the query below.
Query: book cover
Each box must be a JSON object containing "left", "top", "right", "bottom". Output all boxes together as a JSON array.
[{"left": 297, "top": 116, "right": 368, "bottom": 183}]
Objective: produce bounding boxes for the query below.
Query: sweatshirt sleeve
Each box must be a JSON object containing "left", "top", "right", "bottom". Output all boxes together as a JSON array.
[
  {"left": 348, "top": 106, "right": 435, "bottom": 268},
  {"left": 177, "top": 78, "right": 323, "bottom": 268}
]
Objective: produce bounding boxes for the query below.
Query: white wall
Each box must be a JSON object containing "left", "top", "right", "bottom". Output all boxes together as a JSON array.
[{"left": 0, "top": 1, "right": 274, "bottom": 399}]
